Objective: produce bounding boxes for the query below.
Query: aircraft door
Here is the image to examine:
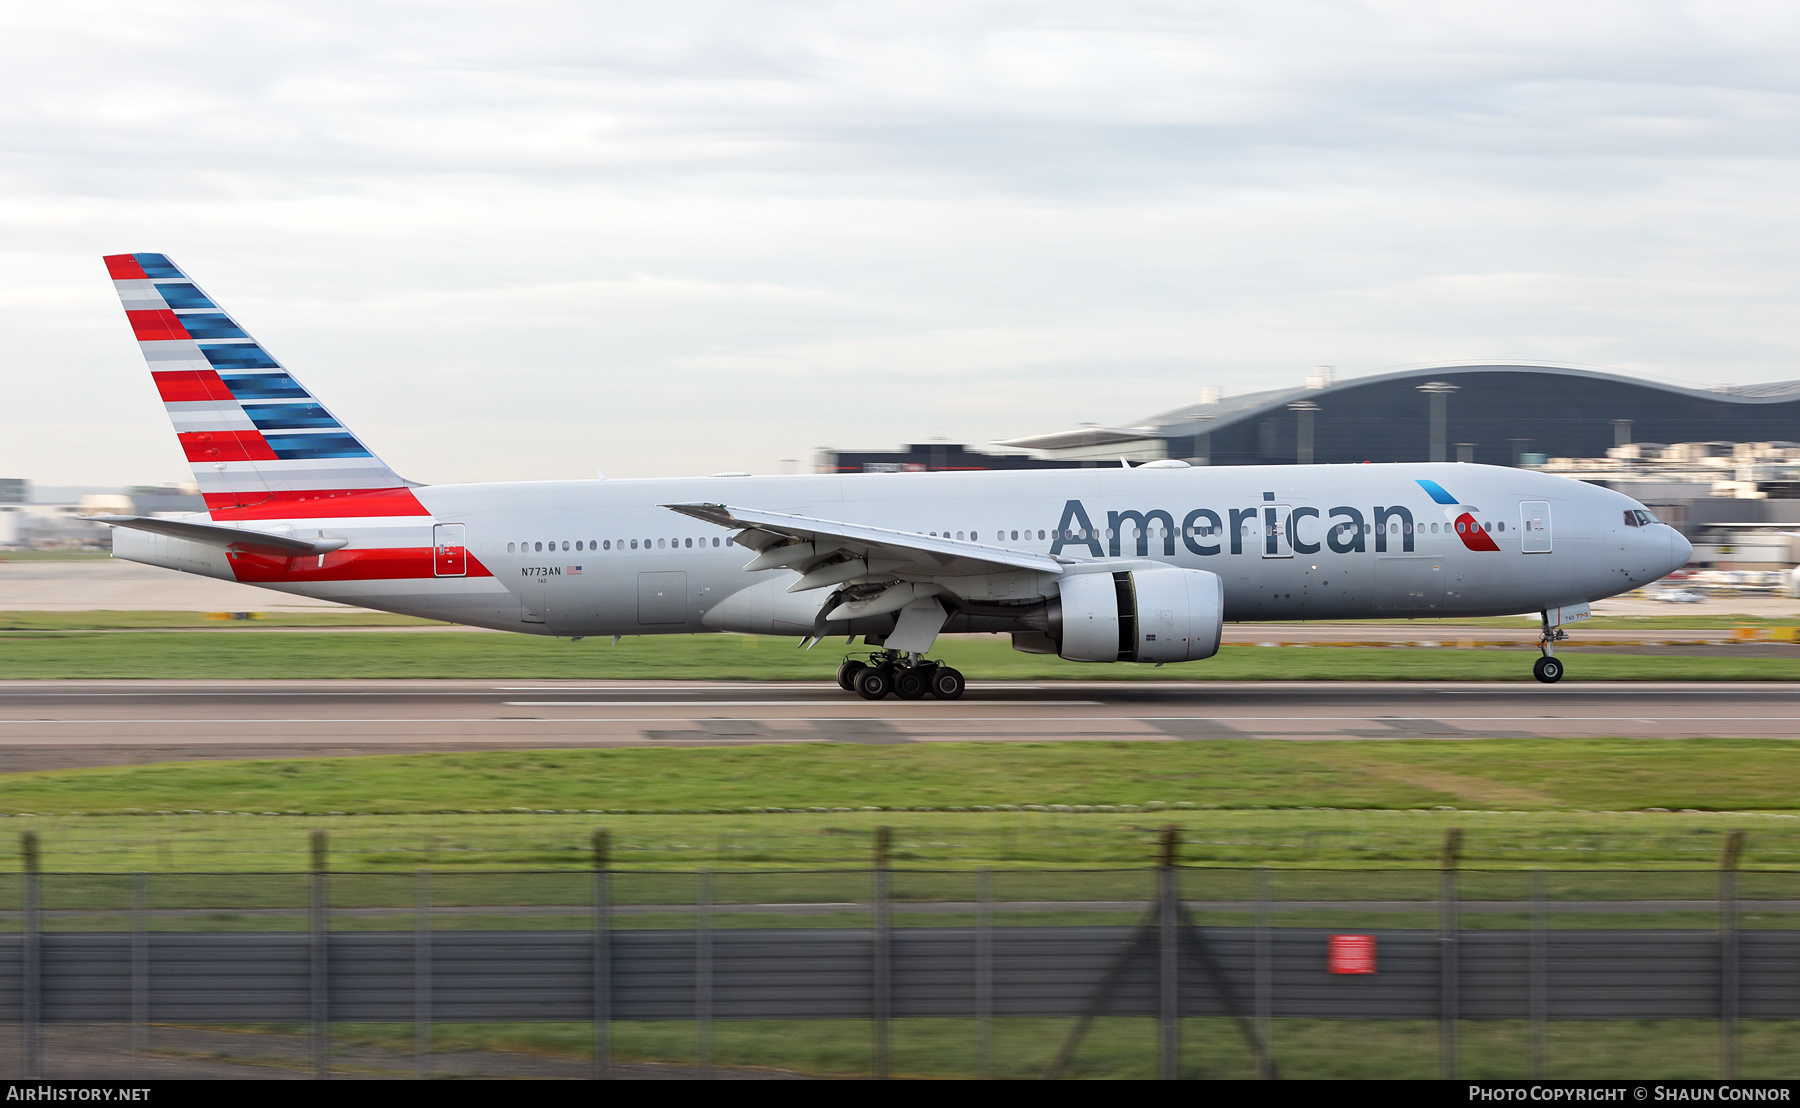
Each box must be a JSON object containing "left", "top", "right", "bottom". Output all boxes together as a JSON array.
[
  {"left": 1260, "top": 505, "right": 1293, "bottom": 558},
  {"left": 433, "top": 523, "right": 466, "bottom": 577},
  {"left": 1520, "top": 501, "right": 1552, "bottom": 553}
]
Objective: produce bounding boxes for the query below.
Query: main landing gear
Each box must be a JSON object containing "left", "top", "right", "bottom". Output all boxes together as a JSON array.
[
  {"left": 837, "top": 652, "right": 965, "bottom": 701},
  {"left": 1534, "top": 625, "right": 1568, "bottom": 684}
]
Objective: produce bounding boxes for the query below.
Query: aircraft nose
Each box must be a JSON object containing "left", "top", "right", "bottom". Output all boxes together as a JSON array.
[{"left": 1669, "top": 528, "right": 1692, "bottom": 572}]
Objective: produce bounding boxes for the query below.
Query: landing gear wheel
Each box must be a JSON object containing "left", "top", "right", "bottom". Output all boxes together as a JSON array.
[
  {"left": 837, "top": 659, "right": 867, "bottom": 692},
  {"left": 893, "top": 668, "right": 929, "bottom": 700},
  {"left": 854, "top": 666, "right": 892, "bottom": 700},
  {"left": 928, "top": 666, "right": 966, "bottom": 700},
  {"left": 1533, "top": 656, "right": 1563, "bottom": 684}
]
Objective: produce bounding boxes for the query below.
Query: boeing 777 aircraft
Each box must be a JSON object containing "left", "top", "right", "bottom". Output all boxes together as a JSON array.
[{"left": 94, "top": 253, "right": 1691, "bottom": 698}]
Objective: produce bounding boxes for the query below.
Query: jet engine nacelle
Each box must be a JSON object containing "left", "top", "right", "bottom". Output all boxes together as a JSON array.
[{"left": 1055, "top": 567, "right": 1224, "bottom": 664}]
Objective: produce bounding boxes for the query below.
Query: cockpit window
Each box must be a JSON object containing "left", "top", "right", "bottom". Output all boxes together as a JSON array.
[
  {"left": 1635, "top": 510, "right": 1655, "bottom": 526},
  {"left": 1623, "top": 511, "right": 1639, "bottom": 527}
]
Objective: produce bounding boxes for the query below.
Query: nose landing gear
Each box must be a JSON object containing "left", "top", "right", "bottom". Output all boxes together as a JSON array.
[
  {"left": 1534, "top": 623, "right": 1568, "bottom": 684},
  {"left": 838, "top": 651, "right": 965, "bottom": 701}
]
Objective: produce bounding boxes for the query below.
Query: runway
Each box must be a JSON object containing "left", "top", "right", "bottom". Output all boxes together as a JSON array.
[{"left": 1, "top": 679, "right": 1798, "bottom": 770}]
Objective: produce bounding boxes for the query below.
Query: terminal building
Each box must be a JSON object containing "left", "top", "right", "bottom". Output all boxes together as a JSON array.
[{"left": 991, "top": 364, "right": 1800, "bottom": 470}]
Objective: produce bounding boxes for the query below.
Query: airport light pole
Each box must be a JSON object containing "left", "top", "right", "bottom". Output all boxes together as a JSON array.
[
  {"left": 1288, "top": 401, "right": 1320, "bottom": 465},
  {"left": 1416, "top": 381, "right": 1458, "bottom": 463}
]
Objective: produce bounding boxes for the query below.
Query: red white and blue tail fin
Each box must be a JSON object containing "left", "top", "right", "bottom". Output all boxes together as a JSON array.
[{"left": 103, "top": 253, "right": 422, "bottom": 520}]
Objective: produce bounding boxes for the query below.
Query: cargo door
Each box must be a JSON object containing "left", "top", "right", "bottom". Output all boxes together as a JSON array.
[
  {"left": 638, "top": 571, "right": 688, "bottom": 625},
  {"left": 432, "top": 523, "right": 466, "bottom": 577},
  {"left": 1373, "top": 557, "right": 1444, "bottom": 611},
  {"left": 1520, "top": 501, "right": 1552, "bottom": 554}
]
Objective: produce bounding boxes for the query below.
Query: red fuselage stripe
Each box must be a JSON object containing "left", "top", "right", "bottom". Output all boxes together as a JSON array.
[{"left": 228, "top": 548, "right": 493, "bottom": 583}]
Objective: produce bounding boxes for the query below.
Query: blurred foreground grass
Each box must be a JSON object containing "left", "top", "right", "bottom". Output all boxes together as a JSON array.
[{"left": 1, "top": 629, "right": 1797, "bottom": 679}]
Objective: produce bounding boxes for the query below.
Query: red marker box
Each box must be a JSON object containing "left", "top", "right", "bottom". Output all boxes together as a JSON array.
[{"left": 1328, "top": 934, "right": 1377, "bottom": 974}]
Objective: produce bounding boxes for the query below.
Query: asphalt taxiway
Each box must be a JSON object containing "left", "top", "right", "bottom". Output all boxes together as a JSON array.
[{"left": 1, "top": 679, "right": 1797, "bottom": 770}]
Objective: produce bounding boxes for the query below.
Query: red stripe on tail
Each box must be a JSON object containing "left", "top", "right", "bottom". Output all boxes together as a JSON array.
[
  {"left": 179, "top": 430, "right": 279, "bottom": 463},
  {"left": 153, "top": 370, "right": 235, "bottom": 403},
  {"left": 205, "top": 487, "right": 432, "bottom": 520},
  {"left": 128, "top": 310, "right": 190, "bottom": 342},
  {"left": 104, "top": 254, "right": 148, "bottom": 280}
]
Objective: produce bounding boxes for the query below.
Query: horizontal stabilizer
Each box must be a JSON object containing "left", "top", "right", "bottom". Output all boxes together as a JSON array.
[{"left": 88, "top": 515, "right": 348, "bottom": 556}]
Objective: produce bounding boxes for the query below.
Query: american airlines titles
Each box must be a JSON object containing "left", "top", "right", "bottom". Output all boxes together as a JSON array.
[{"left": 1048, "top": 499, "right": 1436, "bottom": 559}]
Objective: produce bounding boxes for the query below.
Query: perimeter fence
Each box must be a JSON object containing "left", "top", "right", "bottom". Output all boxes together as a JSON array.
[{"left": 0, "top": 828, "right": 1794, "bottom": 1079}]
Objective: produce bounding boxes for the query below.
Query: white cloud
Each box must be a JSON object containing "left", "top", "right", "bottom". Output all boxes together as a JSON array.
[{"left": 2, "top": 1, "right": 1799, "bottom": 484}]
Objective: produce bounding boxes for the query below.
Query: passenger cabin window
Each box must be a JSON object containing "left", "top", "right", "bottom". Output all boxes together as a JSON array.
[
  {"left": 534, "top": 542, "right": 542, "bottom": 552},
  {"left": 507, "top": 542, "right": 516, "bottom": 552}
]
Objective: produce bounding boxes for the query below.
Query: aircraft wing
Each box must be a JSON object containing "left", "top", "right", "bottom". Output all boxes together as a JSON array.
[
  {"left": 87, "top": 515, "right": 349, "bottom": 557},
  {"left": 663, "top": 503, "right": 1066, "bottom": 578}
]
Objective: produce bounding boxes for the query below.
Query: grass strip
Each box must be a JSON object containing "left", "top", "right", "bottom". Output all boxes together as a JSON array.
[
  {"left": 1, "top": 630, "right": 1796, "bottom": 679},
  {"left": 6, "top": 738, "right": 1800, "bottom": 816},
  {"left": 3, "top": 740, "right": 1800, "bottom": 871}
]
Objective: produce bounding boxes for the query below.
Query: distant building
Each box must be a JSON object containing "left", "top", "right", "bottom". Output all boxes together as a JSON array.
[
  {"left": 0, "top": 479, "right": 25, "bottom": 505},
  {"left": 816, "top": 443, "right": 1082, "bottom": 473},
  {"left": 997, "top": 365, "right": 1800, "bottom": 469}
]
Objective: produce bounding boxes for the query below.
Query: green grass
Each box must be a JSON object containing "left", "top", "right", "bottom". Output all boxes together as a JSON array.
[
  {"left": 257, "top": 1017, "right": 1800, "bottom": 1079},
  {"left": 1, "top": 629, "right": 1796, "bottom": 679},
  {"left": 8, "top": 738, "right": 1800, "bottom": 817},
  {"left": 6, "top": 739, "right": 1800, "bottom": 872}
]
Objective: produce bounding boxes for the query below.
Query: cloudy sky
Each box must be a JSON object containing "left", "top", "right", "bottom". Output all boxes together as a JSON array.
[{"left": 4, "top": 1, "right": 1800, "bottom": 487}]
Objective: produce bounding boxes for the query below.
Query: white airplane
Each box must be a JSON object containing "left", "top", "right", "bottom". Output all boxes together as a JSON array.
[{"left": 95, "top": 253, "right": 1691, "bottom": 697}]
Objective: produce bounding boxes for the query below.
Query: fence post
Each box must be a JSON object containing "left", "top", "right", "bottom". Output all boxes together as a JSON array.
[
  {"left": 21, "top": 832, "right": 38, "bottom": 1081},
  {"left": 131, "top": 872, "right": 148, "bottom": 1079},
  {"left": 696, "top": 867, "right": 712, "bottom": 1080},
  {"left": 976, "top": 865, "right": 992, "bottom": 1079},
  {"left": 1721, "top": 829, "right": 1743, "bottom": 1080},
  {"left": 873, "top": 826, "right": 892, "bottom": 1080},
  {"left": 593, "top": 829, "right": 612, "bottom": 1081},
  {"left": 414, "top": 869, "right": 430, "bottom": 1079},
  {"left": 1255, "top": 865, "right": 1271, "bottom": 1079},
  {"left": 1439, "top": 827, "right": 1461, "bottom": 1081},
  {"left": 1530, "top": 867, "right": 1546, "bottom": 1079},
  {"left": 1158, "top": 825, "right": 1179, "bottom": 1081},
  {"left": 310, "top": 830, "right": 328, "bottom": 1080}
]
